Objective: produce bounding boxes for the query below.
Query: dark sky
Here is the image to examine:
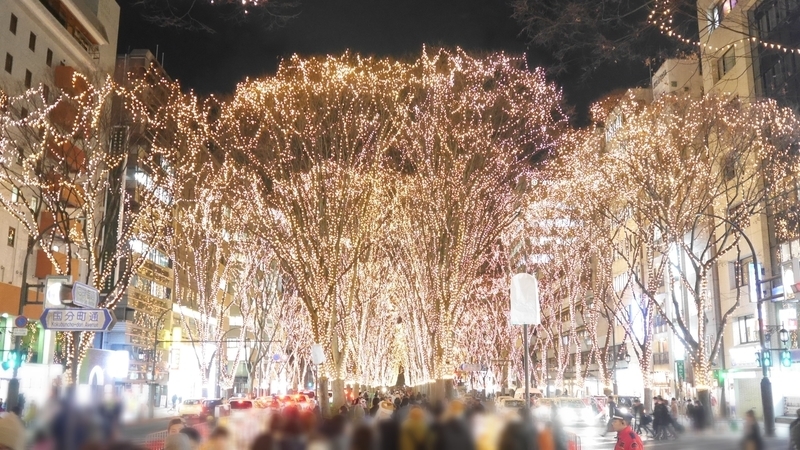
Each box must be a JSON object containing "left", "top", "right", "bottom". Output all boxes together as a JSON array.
[{"left": 116, "top": 0, "right": 648, "bottom": 116}]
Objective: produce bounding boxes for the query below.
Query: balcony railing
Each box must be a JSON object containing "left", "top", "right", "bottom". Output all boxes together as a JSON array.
[{"left": 38, "top": 0, "right": 100, "bottom": 59}]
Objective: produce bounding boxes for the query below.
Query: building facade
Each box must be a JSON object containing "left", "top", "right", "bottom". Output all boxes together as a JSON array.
[{"left": 0, "top": 0, "right": 119, "bottom": 406}]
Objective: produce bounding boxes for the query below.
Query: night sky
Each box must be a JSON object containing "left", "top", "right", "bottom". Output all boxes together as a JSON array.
[{"left": 116, "top": 0, "right": 649, "bottom": 118}]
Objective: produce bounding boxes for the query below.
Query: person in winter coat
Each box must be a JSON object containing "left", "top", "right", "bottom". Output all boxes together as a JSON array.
[
  {"left": 369, "top": 398, "right": 381, "bottom": 417},
  {"left": 429, "top": 401, "right": 475, "bottom": 450},
  {"left": 742, "top": 410, "right": 764, "bottom": 450},
  {"left": 611, "top": 413, "right": 644, "bottom": 450},
  {"left": 400, "top": 407, "right": 430, "bottom": 450}
]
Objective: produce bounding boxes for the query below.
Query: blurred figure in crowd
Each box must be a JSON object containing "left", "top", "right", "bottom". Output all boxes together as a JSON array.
[
  {"left": 179, "top": 427, "right": 202, "bottom": 450},
  {"left": 168, "top": 418, "right": 185, "bottom": 435},
  {"left": 164, "top": 433, "right": 193, "bottom": 450},
  {"left": 202, "top": 427, "right": 230, "bottom": 450},
  {"left": 400, "top": 407, "right": 429, "bottom": 450},
  {"left": 0, "top": 412, "right": 26, "bottom": 450},
  {"left": 430, "top": 400, "right": 474, "bottom": 450},
  {"left": 742, "top": 410, "right": 764, "bottom": 450}
]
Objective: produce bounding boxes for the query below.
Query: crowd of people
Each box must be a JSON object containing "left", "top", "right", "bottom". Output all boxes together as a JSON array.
[
  {"left": 0, "top": 387, "right": 784, "bottom": 450},
  {"left": 157, "top": 390, "right": 578, "bottom": 450}
]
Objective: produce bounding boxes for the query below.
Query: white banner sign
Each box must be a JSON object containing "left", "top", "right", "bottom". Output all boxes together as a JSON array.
[{"left": 510, "top": 273, "right": 541, "bottom": 326}]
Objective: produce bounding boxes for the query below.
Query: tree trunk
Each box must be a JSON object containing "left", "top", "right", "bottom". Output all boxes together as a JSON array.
[
  {"left": 319, "top": 376, "right": 330, "bottom": 417},
  {"left": 332, "top": 378, "right": 346, "bottom": 412},
  {"left": 644, "top": 387, "right": 653, "bottom": 413}
]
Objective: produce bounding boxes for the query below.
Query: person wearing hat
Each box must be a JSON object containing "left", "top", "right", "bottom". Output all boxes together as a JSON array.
[
  {"left": 0, "top": 413, "right": 25, "bottom": 450},
  {"left": 611, "top": 412, "right": 644, "bottom": 449}
]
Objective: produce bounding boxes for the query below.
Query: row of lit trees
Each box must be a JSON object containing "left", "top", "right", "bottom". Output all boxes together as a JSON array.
[{"left": 3, "top": 49, "right": 800, "bottom": 411}]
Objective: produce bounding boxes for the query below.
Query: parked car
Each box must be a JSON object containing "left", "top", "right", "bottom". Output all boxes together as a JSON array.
[
  {"left": 201, "top": 398, "right": 227, "bottom": 419},
  {"left": 178, "top": 399, "right": 205, "bottom": 419},
  {"left": 229, "top": 398, "right": 254, "bottom": 415},
  {"left": 497, "top": 398, "right": 526, "bottom": 414},
  {"left": 554, "top": 398, "right": 595, "bottom": 425}
]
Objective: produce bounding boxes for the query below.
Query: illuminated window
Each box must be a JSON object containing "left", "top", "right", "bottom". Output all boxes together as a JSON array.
[
  {"left": 7, "top": 227, "right": 15, "bottom": 247},
  {"left": 11, "top": 187, "right": 19, "bottom": 203}
]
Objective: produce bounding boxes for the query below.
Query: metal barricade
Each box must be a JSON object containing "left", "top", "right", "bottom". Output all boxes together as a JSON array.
[
  {"left": 567, "top": 431, "right": 582, "bottom": 450},
  {"left": 141, "top": 421, "right": 212, "bottom": 449}
]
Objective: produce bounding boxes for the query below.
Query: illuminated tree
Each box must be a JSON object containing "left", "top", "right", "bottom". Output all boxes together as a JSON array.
[
  {"left": 0, "top": 71, "right": 192, "bottom": 381},
  {"left": 391, "top": 48, "right": 566, "bottom": 399},
  {"left": 600, "top": 94, "right": 800, "bottom": 404},
  {"left": 172, "top": 161, "right": 245, "bottom": 396},
  {"left": 218, "top": 54, "right": 404, "bottom": 410}
]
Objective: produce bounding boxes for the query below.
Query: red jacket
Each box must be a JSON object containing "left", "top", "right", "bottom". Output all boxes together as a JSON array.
[{"left": 616, "top": 425, "right": 644, "bottom": 449}]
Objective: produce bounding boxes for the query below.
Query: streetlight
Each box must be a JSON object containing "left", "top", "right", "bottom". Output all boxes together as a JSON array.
[{"left": 780, "top": 328, "right": 789, "bottom": 346}]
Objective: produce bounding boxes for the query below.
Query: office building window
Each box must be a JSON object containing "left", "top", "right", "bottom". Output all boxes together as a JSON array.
[
  {"left": 734, "top": 315, "right": 758, "bottom": 344},
  {"left": 19, "top": 107, "right": 27, "bottom": 119},
  {"left": 735, "top": 256, "right": 754, "bottom": 287},
  {"left": 4, "top": 53, "right": 12, "bottom": 74},
  {"left": 46, "top": 49, "right": 53, "bottom": 67},
  {"left": 24, "top": 70, "right": 31, "bottom": 89},
  {"left": 11, "top": 187, "right": 19, "bottom": 203},
  {"left": 28, "top": 32, "right": 36, "bottom": 52},
  {"left": 42, "top": 84, "right": 50, "bottom": 103},
  {"left": 9, "top": 14, "right": 17, "bottom": 35},
  {"left": 7, "top": 227, "right": 15, "bottom": 247},
  {"left": 718, "top": 47, "right": 736, "bottom": 77}
]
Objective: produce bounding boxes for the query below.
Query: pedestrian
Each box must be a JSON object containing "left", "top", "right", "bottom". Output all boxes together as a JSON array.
[
  {"left": 0, "top": 413, "right": 26, "bottom": 450},
  {"left": 168, "top": 418, "right": 185, "bottom": 435},
  {"left": 790, "top": 409, "right": 800, "bottom": 450},
  {"left": 164, "top": 434, "right": 192, "bottom": 450},
  {"left": 179, "top": 427, "right": 202, "bottom": 450},
  {"left": 742, "top": 410, "right": 764, "bottom": 450},
  {"left": 601, "top": 396, "right": 617, "bottom": 436},
  {"left": 670, "top": 398, "right": 679, "bottom": 419},
  {"left": 610, "top": 413, "right": 644, "bottom": 450},
  {"left": 201, "top": 427, "right": 230, "bottom": 450},
  {"left": 172, "top": 394, "right": 178, "bottom": 411},
  {"left": 369, "top": 397, "right": 381, "bottom": 417},
  {"left": 400, "top": 407, "right": 430, "bottom": 450}
]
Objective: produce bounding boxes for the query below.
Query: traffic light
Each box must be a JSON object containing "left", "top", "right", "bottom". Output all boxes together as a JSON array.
[
  {"left": 757, "top": 351, "right": 762, "bottom": 367},
  {"left": 781, "top": 349, "right": 792, "bottom": 368},
  {"left": 762, "top": 351, "right": 773, "bottom": 368},
  {"left": 713, "top": 369, "right": 726, "bottom": 387},
  {"left": 1, "top": 350, "right": 24, "bottom": 371}
]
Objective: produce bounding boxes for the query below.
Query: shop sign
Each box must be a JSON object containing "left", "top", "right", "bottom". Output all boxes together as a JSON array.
[{"left": 730, "top": 344, "right": 761, "bottom": 368}]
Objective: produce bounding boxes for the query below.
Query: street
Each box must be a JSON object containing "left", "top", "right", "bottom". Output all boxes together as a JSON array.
[
  {"left": 120, "top": 417, "right": 173, "bottom": 443},
  {"left": 566, "top": 424, "right": 791, "bottom": 449}
]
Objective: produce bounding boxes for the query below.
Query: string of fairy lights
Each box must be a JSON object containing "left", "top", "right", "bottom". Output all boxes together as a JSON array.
[
  {"left": 648, "top": 0, "right": 800, "bottom": 55},
  {"left": 2, "top": 48, "right": 800, "bottom": 395}
]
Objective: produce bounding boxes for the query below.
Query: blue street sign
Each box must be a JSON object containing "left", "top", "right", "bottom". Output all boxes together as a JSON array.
[
  {"left": 14, "top": 316, "right": 27, "bottom": 328},
  {"left": 39, "top": 308, "right": 116, "bottom": 331}
]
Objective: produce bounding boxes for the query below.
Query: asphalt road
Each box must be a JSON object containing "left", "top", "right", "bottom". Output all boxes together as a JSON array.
[{"left": 119, "top": 417, "right": 174, "bottom": 442}]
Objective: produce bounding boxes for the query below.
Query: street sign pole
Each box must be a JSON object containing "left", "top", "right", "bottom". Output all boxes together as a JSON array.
[
  {"left": 510, "top": 273, "right": 541, "bottom": 409},
  {"left": 523, "top": 324, "right": 530, "bottom": 407}
]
